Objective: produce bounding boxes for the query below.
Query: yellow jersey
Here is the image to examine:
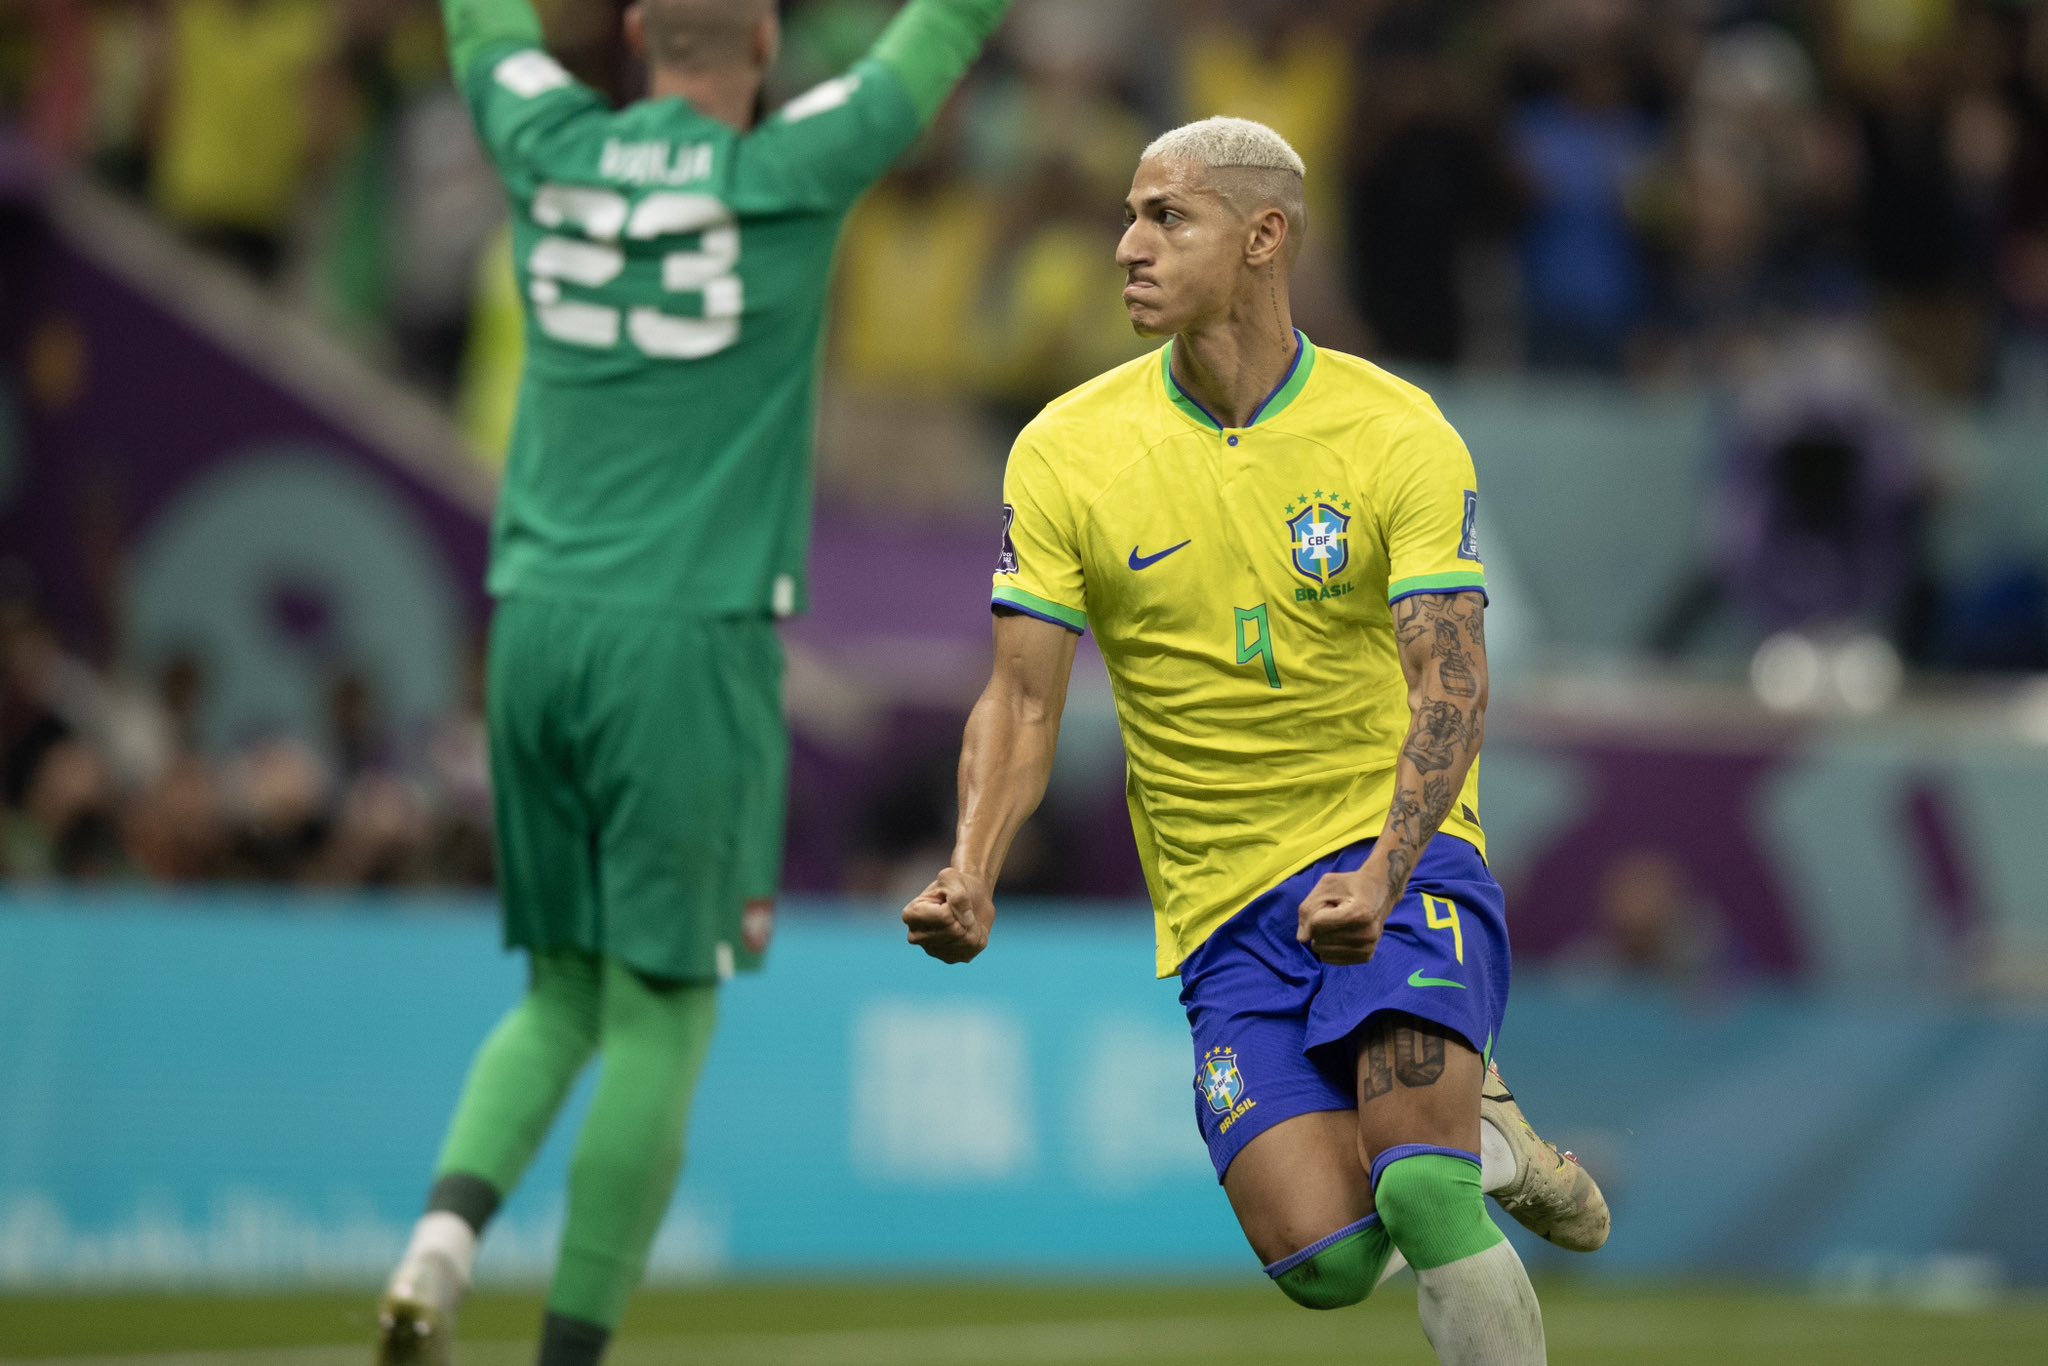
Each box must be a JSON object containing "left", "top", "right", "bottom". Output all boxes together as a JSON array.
[{"left": 992, "top": 334, "right": 1489, "bottom": 976}]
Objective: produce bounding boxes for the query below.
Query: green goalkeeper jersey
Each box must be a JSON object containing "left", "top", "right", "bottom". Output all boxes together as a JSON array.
[{"left": 449, "top": 0, "right": 1008, "bottom": 615}]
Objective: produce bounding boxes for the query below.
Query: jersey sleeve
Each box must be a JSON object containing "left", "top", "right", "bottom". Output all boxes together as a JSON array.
[
  {"left": 734, "top": 57, "right": 925, "bottom": 212},
  {"left": 991, "top": 441, "right": 1088, "bottom": 633},
  {"left": 454, "top": 34, "right": 606, "bottom": 188},
  {"left": 1379, "top": 405, "right": 1489, "bottom": 605},
  {"left": 737, "top": 0, "right": 1010, "bottom": 212}
]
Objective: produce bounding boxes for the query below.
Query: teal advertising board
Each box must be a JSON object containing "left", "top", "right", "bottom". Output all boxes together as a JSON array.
[{"left": 1, "top": 896, "right": 2043, "bottom": 1290}]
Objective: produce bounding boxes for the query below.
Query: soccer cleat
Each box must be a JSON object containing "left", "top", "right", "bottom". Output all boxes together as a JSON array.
[
  {"left": 1481, "top": 1060, "right": 1611, "bottom": 1252},
  {"left": 374, "top": 1250, "right": 463, "bottom": 1366}
]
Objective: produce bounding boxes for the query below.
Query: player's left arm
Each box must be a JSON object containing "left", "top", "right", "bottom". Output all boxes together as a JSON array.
[
  {"left": 1299, "top": 593, "right": 1489, "bottom": 965},
  {"left": 1300, "top": 407, "right": 1489, "bottom": 966},
  {"left": 740, "top": 0, "right": 1012, "bottom": 211}
]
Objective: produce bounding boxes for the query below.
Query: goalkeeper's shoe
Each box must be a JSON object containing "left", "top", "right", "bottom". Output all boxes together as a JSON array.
[
  {"left": 1481, "top": 1059, "right": 1611, "bottom": 1252},
  {"left": 373, "top": 1249, "right": 463, "bottom": 1366}
]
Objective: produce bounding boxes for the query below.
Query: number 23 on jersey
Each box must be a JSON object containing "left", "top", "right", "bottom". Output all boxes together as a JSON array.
[{"left": 526, "top": 184, "right": 743, "bottom": 360}]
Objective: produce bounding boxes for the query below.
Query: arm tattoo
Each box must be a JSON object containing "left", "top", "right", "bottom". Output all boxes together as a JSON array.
[
  {"left": 1438, "top": 648, "right": 1479, "bottom": 699},
  {"left": 1377, "top": 593, "right": 1488, "bottom": 904}
]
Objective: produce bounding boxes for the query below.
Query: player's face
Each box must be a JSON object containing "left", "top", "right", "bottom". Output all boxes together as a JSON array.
[{"left": 1117, "top": 158, "right": 1251, "bottom": 337}]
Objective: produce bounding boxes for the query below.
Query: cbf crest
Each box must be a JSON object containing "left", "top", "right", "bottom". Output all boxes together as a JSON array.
[
  {"left": 1286, "top": 492, "right": 1353, "bottom": 584},
  {"left": 1200, "top": 1046, "right": 1246, "bottom": 1114}
]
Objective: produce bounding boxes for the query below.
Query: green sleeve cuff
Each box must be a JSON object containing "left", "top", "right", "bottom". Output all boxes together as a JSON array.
[
  {"left": 1387, "top": 571, "right": 1488, "bottom": 604},
  {"left": 871, "top": 0, "right": 1013, "bottom": 122},
  {"left": 992, "top": 585, "right": 1087, "bottom": 633},
  {"left": 443, "top": 0, "right": 544, "bottom": 82}
]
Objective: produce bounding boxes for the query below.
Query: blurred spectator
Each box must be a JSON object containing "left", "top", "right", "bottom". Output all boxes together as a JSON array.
[
  {"left": 823, "top": 116, "right": 1004, "bottom": 511},
  {"left": 832, "top": 123, "right": 998, "bottom": 399},
  {"left": 327, "top": 665, "right": 391, "bottom": 781},
  {"left": 1343, "top": 5, "right": 1517, "bottom": 367},
  {"left": 124, "top": 754, "right": 229, "bottom": 881},
  {"left": 1175, "top": 0, "right": 1356, "bottom": 248},
  {"left": 977, "top": 148, "right": 1150, "bottom": 419},
  {"left": 386, "top": 81, "right": 502, "bottom": 396},
  {"left": 1506, "top": 8, "right": 1664, "bottom": 373},
  {"left": 1662, "top": 24, "right": 1853, "bottom": 375},
  {"left": 149, "top": 0, "right": 347, "bottom": 281},
  {"left": 7, "top": 738, "right": 127, "bottom": 878},
  {"left": 156, "top": 649, "right": 206, "bottom": 755},
  {"left": 222, "top": 737, "right": 330, "bottom": 881},
  {"left": 1995, "top": 8, "right": 2048, "bottom": 405},
  {"left": 15, "top": 0, "right": 2048, "bottom": 901},
  {"left": 1565, "top": 848, "right": 1729, "bottom": 993},
  {"left": 312, "top": 769, "right": 431, "bottom": 886},
  {"left": 2, "top": 593, "right": 174, "bottom": 796},
  {"left": 1651, "top": 325, "right": 1938, "bottom": 660},
  {"left": 423, "top": 632, "right": 493, "bottom": 884},
  {"left": 1839, "top": 9, "right": 1991, "bottom": 393}
]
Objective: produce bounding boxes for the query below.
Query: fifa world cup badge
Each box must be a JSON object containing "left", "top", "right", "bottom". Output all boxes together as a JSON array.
[{"left": 1201, "top": 1046, "right": 1257, "bottom": 1133}]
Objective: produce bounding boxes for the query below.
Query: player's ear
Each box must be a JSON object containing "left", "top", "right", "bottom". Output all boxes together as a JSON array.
[
  {"left": 753, "top": 12, "right": 781, "bottom": 72},
  {"left": 623, "top": 4, "right": 647, "bottom": 61},
  {"left": 1245, "top": 207, "right": 1289, "bottom": 269}
]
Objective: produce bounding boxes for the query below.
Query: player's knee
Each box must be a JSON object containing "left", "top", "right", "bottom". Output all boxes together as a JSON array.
[
  {"left": 1371, "top": 1149, "right": 1503, "bottom": 1271},
  {"left": 1264, "top": 1216, "right": 1392, "bottom": 1310}
]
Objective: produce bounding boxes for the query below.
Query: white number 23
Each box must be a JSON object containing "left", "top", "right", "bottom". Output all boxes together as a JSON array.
[{"left": 527, "top": 185, "right": 741, "bottom": 360}]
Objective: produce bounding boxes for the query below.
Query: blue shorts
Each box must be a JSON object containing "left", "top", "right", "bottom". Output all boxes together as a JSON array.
[{"left": 1180, "top": 834, "right": 1510, "bottom": 1181}]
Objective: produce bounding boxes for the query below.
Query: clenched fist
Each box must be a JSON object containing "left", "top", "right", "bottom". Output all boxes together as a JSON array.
[
  {"left": 903, "top": 866, "right": 996, "bottom": 964},
  {"left": 1296, "top": 869, "right": 1395, "bottom": 966}
]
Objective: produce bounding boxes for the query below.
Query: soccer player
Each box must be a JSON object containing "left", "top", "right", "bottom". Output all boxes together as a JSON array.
[
  {"left": 375, "top": 2, "right": 1012, "bottom": 1363},
  {"left": 904, "top": 118, "right": 1607, "bottom": 1364}
]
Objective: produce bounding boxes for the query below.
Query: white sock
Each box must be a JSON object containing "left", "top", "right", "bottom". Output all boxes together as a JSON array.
[
  {"left": 393, "top": 1211, "right": 478, "bottom": 1294},
  {"left": 1414, "top": 1240, "right": 1545, "bottom": 1365},
  {"left": 1479, "top": 1116, "right": 1516, "bottom": 1195}
]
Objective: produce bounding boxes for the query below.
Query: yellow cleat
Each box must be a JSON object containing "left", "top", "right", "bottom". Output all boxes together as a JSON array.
[{"left": 1481, "top": 1060, "right": 1611, "bottom": 1252}]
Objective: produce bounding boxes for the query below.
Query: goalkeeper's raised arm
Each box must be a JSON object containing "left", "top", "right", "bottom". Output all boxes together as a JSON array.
[
  {"left": 867, "top": 0, "right": 1013, "bottom": 123},
  {"left": 439, "top": 0, "right": 545, "bottom": 85},
  {"left": 438, "top": 0, "right": 1012, "bottom": 119}
]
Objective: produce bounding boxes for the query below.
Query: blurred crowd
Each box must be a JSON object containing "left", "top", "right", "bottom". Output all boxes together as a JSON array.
[
  {"left": 7, "top": 0, "right": 2048, "bottom": 895},
  {"left": 0, "top": 585, "right": 494, "bottom": 885},
  {"left": 6, "top": 1, "right": 2048, "bottom": 446}
]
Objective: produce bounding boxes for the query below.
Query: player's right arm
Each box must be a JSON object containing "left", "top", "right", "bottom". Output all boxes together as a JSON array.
[
  {"left": 905, "top": 435, "right": 1087, "bottom": 964},
  {"left": 441, "top": 0, "right": 541, "bottom": 84},
  {"left": 743, "top": 0, "right": 1013, "bottom": 210},
  {"left": 903, "top": 611, "right": 1078, "bottom": 964},
  {"left": 441, "top": 0, "right": 603, "bottom": 185}
]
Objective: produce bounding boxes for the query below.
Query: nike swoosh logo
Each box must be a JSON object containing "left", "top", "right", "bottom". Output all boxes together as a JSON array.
[
  {"left": 1408, "top": 970, "right": 1467, "bottom": 990},
  {"left": 1128, "top": 539, "right": 1192, "bottom": 571}
]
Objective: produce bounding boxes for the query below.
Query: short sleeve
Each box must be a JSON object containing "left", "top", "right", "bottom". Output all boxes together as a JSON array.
[
  {"left": 1381, "top": 406, "right": 1488, "bottom": 605},
  {"left": 991, "top": 441, "right": 1087, "bottom": 633},
  {"left": 459, "top": 41, "right": 606, "bottom": 185},
  {"left": 733, "top": 59, "right": 924, "bottom": 213}
]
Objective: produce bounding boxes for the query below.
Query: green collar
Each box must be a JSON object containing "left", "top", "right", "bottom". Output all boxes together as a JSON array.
[{"left": 1162, "top": 330, "right": 1317, "bottom": 432}]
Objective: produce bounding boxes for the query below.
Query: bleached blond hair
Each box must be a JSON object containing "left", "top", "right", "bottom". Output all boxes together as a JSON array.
[
  {"left": 1141, "top": 116, "right": 1306, "bottom": 176},
  {"left": 1139, "top": 117, "right": 1308, "bottom": 253}
]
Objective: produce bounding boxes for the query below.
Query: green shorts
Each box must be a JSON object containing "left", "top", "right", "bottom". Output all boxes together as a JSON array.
[{"left": 485, "top": 596, "right": 787, "bottom": 982}]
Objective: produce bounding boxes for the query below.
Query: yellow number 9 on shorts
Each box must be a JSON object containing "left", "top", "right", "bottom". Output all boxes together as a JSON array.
[{"left": 1422, "top": 894, "right": 1464, "bottom": 965}]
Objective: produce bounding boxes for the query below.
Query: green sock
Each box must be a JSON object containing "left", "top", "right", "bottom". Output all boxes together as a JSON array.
[
  {"left": 546, "top": 960, "right": 719, "bottom": 1331},
  {"left": 432, "top": 951, "right": 602, "bottom": 1208},
  {"left": 1373, "top": 1154, "right": 1505, "bottom": 1271}
]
